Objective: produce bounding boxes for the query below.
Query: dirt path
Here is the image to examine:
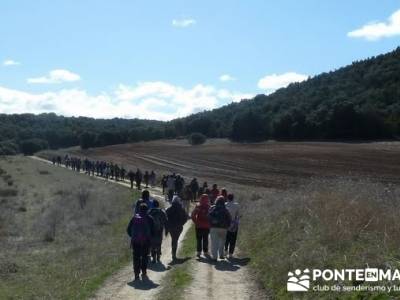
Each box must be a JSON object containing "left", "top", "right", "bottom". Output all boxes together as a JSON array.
[
  {"left": 184, "top": 254, "right": 264, "bottom": 300},
  {"left": 31, "top": 156, "right": 266, "bottom": 300},
  {"left": 30, "top": 156, "right": 191, "bottom": 300}
]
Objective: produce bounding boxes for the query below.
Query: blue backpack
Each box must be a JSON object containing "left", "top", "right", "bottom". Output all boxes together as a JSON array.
[{"left": 131, "top": 214, "right": 151, "bottom": 245}]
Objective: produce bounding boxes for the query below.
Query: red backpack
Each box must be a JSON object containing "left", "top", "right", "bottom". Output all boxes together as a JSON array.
[{"left": 193, "top": 205, "right": 210, "bottom": 228}]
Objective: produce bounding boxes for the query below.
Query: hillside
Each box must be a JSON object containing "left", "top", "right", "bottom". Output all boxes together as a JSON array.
[
  {"left": 1, "top": 47, "right": 399, "bottom": 155},
  {"left": 171, "top": 47, "right": 400, "bottom": 141}
]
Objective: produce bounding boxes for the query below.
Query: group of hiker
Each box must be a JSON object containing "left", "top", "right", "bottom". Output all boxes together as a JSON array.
[
  {"left": 50, "top": 154, "right": 241, "bottom": 282},
  {"left": 51, "top": 155, "right": 156, "bottom": 189},
  {"left": 126, "top": 184, "right": 240, "bottom": 281}
]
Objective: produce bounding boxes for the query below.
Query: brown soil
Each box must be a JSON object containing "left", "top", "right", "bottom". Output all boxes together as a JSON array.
[{"left": 65, "top": 139, "right": 400, "bottom": 189}]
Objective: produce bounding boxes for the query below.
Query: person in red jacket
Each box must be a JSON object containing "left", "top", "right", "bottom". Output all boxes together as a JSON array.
[
  {"left": 191, "top": 194, "right": 211, "bottom": 258},
  {"left": 209, "top": 184, "right": 219, "bottom": 205}
]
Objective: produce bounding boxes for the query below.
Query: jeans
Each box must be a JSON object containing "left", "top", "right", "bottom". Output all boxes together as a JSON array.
[
  {"left": 225, "top": 230, "right": 238, "bottom": 254},
  {"left": 196, "top": 228, "right": 209, "bottom": 253},
  {"left": 132, "top": 242, "right": 150, "bottom": 275},
  {"left": 169, "top": 226, "right": 183, "bottom": 259},
  {"left": 210, "top": 227, "right": 227, "bottom": 259}
]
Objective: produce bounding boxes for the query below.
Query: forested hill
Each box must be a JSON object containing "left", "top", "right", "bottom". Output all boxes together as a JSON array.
[
  {"left": 0, "top": 114, "right": 164, "bottom": 155},
  {"left": 1, "top": 47, "right": 399, "bottom": 155},
  {"left": 168, "top": 47, "right": 400, "bottom": 141}
]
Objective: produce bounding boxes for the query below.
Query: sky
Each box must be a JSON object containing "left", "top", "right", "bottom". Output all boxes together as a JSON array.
[{"left": 0, "top": 0, "right": 399, "bottom": 120}]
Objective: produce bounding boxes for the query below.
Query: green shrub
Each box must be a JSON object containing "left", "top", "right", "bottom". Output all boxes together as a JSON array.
[
  {"left": 19, "top": 139, "right": 48, "bottom": 155},
  {"left": 188, "top": 132, "right": 207, "bottom": 145},
  {"left": 0, "top": 141, "right": 19, "bottom": 155}
]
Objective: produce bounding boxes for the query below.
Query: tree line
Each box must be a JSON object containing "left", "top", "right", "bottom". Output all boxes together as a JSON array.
[{"left": 1, "top": 47, "right": 399, "bottom": 155}]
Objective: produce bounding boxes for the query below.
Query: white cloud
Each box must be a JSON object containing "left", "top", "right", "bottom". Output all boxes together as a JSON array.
[
  {"left": 27, "top": 69, "right": 81, "bottom": 84},
  {"left": 0, "top": 81, "right": 253, "bottom": 121},
  {"left": 172, "top": 18, "right": 196, "bottom": 28},
  {"left": 219, "top": 74, "right": 236, "bottom": 82},
  {"left": 348, "top": 9, "right": 400, "bottom": 41},
  {"left": 258, "top": 72, "right": 308, "bottom": 94},
  {"left": 3, "top": 59, "right": 20, "bottom": 66}
]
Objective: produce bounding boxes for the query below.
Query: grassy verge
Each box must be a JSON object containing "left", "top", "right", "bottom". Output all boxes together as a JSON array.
[
  {"left": 234, "top": 179, "right": 400, "bottom": 299},
  {"left": 0, "top": 156, "right": 140, "bottom": 299},
  {"left": 156, "top": 224, "right": 196, "bottom": 300}
]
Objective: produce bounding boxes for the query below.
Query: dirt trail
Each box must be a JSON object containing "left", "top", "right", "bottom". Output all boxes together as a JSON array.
[
  {"left": 31, "top": 156, "right": 266, "bottom": 300},
  {"left": 184, "top": 255, "right": 264, "bottom": 300}
]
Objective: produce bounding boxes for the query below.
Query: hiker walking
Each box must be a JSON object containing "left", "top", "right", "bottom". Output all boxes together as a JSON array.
[
  {"left": 128, "top": 170, "right": 135, "bottom": 189},
  {"left": 208, "top": 196, "right": 231, "bottom": 261},
  {"left": 150, "top": 171, "right": 156, "bottom": 187},
  {"left": 135, "top": 168, "right": 142, "bottom": 190},
  {"left": 181, "top": 185, "right": 192, "bottom": 215},
  {"left": 166, "top": 175, "right": 176, "bottom": 202},
  {"left": 165, "top": 196, "right": 188, "bottom": 261},
  {"left": 191, "top": 194, "right": 211, "bottom": 258},
  {"left": 144, "top": 171, "right": 150, "bottom": 188},
  {"left": 225, "top": 193, "right": 240, "bottom": 258},
  {"left": 134, "top": 190, "right": 154, "bottom": 214},
  {"left": 209, "top": 184, "right": 219, "bottom": 205},
  {"left": 190, "top": 178, "right": 199, "bottom": 202},
  {"left": 127, "top": 203, "right": 154, "bottom": 281},
  {"left": 161, "top": 175, "right": 167, "bottom": 195},
  {"left": 148, "top": 199, "right": 168, "bottom": 263}
]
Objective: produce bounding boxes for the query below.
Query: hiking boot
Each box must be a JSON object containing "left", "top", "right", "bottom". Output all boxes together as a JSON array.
[
  {"left": 204, "top": 252, "right": 210, "bottom": 257},
  {"left": 134, "top": 274, "right": 140, "bottom": 281},
  {"left": 219, "top": 255, "right": 225, "bottom": 260},
  {"left": 228, "top": 253, "right": 233, "bottom": 259},
  {"left": 142, "top": 273, "right": 149, "bottom": 280},
  {"left": 196, "top": 252, "right": 201, "bottom": 258},
  {"left": 151, "top": 257, "right": 156, "bottom": 264}
]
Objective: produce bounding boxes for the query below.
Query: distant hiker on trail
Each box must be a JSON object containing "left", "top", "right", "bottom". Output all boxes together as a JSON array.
[
  {"left": 208, "top": 196, "right": 231, "bottom": 261},
  {"left": 161, "top": 175, "right": 167, "bottom": 195},
  {"left": 165, "top": 196, "right": 188, "bottom": 261},
  {"left": 127, "top": 203, "right": 154, "bottom": 281},
  {"left": 166, "top": 175, "right": 176, "bottom": 202},
  {"left": 191, "top": 194, "right": 211, "bottom": 258},
  {"left": 190, "top": 178, "right": 199, "bottom": 202},
  {"left": 175, "top": 175, "right": 185, "bottom": 195},
  {"left": 220, "top": 188, "right": 228, "bottom": 200},
  {"left": 134, "top": 190, "right": 154, "bottom": 214},
  {"left": 120, "top": 167, "right": 126, "bottom": 181},
  {"left": 144, "top": 171, "right": 150, "bottom": 188},
  {"left": 225, "top": 193, "right": 240, "bottom": 259},
  {"left": 150, "top": 171, "right": 156, "bottom": 187},
  {"left": 210, "top": 184, "right": 219, "bottom": 205},
  {"left": 148, "top": 199, "right": 168, "bottom": 263},
  {"left": 128, "top": 170, "right": 135, "bottom": 189},
  {"left": 181, "top": 185, "right": 192, "bottom": 215},
  {"left": 135, "top": 169, "right": 143, "bottom": 190}
]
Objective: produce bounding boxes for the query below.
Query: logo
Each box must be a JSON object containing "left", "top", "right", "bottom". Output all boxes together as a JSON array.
[{"left": 287, "top": 269, "right": 310, "bottom": 291}]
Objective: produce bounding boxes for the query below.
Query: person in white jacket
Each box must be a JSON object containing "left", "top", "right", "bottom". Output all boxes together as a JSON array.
[{"left": 225, "top": 193, "right": 240, "bottom": 258}]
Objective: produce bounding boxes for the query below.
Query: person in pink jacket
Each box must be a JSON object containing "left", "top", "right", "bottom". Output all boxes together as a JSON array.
[{"left": 191, "top": 194, "right": 211, "bottom": 258}]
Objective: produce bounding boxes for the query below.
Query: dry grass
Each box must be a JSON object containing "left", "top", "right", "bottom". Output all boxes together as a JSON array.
[
  {"left": 0, "top": 156, "right": 138, "bottom": 299},
  {"left": 233, "top": 178, "right": 400, "bottom": 299}
]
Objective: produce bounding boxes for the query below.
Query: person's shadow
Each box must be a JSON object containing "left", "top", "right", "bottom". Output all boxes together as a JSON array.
[
  {"left": 206, "top": 257, "right": 251, "bottom": 272},
  {"left": 127, "top": 277, "right": 159, "bottom": 290},
  {"left": 168, "top": 256, "right": 191, "bottom": 266},
  {"left": 148, "top": 262, "right": 170, "bottom": 272}
]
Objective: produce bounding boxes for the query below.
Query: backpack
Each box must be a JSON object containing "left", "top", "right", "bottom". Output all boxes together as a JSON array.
[
  {"left": 208, "top": 206, "right": 227, "bottom": 227},
  {"left": 131, "top": 214, "right": 150, "bottom": 245},
  {"left": 150, "top": 210, "right": 164, "bottom": 233},
  {"left": 196, "top": 206, "right": 209, "bottom": 225}
]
